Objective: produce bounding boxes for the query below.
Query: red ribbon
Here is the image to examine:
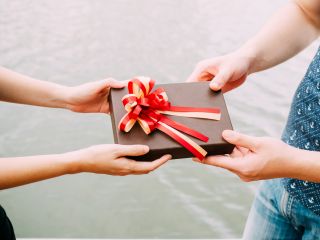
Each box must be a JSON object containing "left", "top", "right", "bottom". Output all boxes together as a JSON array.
[{"left": 118, "top": 77, "right": 221, "bottom": 160}]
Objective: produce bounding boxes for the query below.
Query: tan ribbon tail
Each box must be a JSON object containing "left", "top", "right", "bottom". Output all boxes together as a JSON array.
[
  {"left": 157, "top": 110, "right": 221, "bottom": 120},
  {"left": 158, "top": 121, "right": 207, "bottom": 158}
]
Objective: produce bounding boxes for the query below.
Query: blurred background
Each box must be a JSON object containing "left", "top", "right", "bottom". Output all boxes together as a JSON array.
[{"left": 0, "top": 0, "right": 318, "bottom": 238}]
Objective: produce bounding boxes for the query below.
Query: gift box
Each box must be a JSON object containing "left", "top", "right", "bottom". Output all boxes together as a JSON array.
[{"left": 109, "top": 78, "right": 234, "bottom": 161}]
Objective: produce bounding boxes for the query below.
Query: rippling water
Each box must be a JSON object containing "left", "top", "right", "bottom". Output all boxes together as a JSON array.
[{"left": 0, "top": 0, "right": 318, "bottom": 238}]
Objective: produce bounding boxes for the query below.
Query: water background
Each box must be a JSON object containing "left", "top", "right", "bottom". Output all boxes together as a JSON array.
[{"left": 0, "top": 0, "right": 319, "bottom": 238}]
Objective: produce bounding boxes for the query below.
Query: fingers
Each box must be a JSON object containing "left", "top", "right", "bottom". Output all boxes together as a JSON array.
[
  {"left": 186, "top": 61, "right": 233, "bottom": 92},
  {"left": 193, "top": 156, "right": 256, "bottom": 182},
  {"left": 105, "top": 78, "right": 126, "bottom": 88},
  {"left": 222, "top": 130, "right": 258, "bottom": 151},
  {"left": 129, "top": 154, "right": 172, "bottom": 174},
  {"left": 114, "top": 144, "right": 149, "bottom": 157},
  {"left": 209, "top": 69, "right": 232, "bottom": 91},
  {"left": 230, "top": 147, "right": 245, "bottom": 158},
  {"left": 193, "top": 155, "right": 241, "bottom": 172},
  {"left": 87, "top": 79, "right": 124, "bottom": 95},
  {"left": 121, "top": 79, "right": 130, "bottom": 86},
  {"left": 186, "top": 60, "right": 217, "bottom": 83},
  {"left": 236, "top": 146, "right": 250, "bottom": 155},
  {"left": 187, "top": 68, "right": 210, "bottom": 82}
]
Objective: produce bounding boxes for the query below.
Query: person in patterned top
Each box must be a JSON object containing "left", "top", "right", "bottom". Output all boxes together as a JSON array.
[{"left": 188, "top": 0, "right": 320, "bottom": 239}]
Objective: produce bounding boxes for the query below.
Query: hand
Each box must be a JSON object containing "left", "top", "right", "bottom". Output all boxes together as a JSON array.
[
  {"left": 63, "top": 78, "right": 125, "bottom": 113},
  {"left": 193, "top": 130, "right": 297, "bottom": 182},
  {"left": 187, "top": 51, "right": 254, "bottom": 92},
  {"left": 68, "top": 144, "right": 171, "bottom": 176}
]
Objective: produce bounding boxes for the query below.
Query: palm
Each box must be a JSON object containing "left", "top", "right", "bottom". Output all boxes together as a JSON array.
[
  {"left": 70, "top": 93, "right": 109, "bottom": 113},
  {"left": 188, "top": 54, "right": 251, "bottom": 92},
  {"left": 66, "top": 79, "right": 124, "bottom": 114},
  {"left": 230, "top": 146, "right": 251, "bottom": 158}
]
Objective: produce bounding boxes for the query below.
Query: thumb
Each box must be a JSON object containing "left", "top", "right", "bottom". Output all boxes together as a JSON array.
[
  {"left": 222, "top": 130, "right": 258, "bottom": 151},
  {"left": 105, "top": 78, "right": 126, "bottom": 89},
  {"left": 209, "top": 70, "right": 231, "bottom": 91},
  {"left": 115, "top": 144, "right": 150, "bottom": 157},
  {"left": 196, "top": 155, "right": 241, "bottom": 173},
  {"left": 89, "top": 79, "right": 124, "bottom": 94}
]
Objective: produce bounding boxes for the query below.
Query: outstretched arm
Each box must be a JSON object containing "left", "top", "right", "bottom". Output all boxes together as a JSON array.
[
  {"left": 242, "top": 0, "right": 320, "bottom": 73},
  {"left": 187, "top": 0, "right": 320, "bottom": 92},
  {"left": 0, "top": 69, "right": 172, "bottom": 189},
  {"left": 0, "top": 145, "right": 171, "bottom": 190},
  {"left": 0, "top": 66, "right": 124, "bottom": 113}
]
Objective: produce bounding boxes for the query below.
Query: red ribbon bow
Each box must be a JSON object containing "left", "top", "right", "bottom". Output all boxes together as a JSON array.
[{"left": 119, "top": 77, "right": 221, "bottom": 160}]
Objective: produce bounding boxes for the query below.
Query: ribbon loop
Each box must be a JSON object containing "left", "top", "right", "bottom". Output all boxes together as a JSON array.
[{"left": 118, "top": 77, "right": 221, "bottom": 160}]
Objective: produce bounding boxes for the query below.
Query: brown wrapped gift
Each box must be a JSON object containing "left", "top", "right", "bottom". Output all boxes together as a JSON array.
[{"left": 109, "top": 81, "right": 234, "bottom": 161}]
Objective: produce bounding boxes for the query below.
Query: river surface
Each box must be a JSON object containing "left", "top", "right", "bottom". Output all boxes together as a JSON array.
[{"left": 0, "top": 0, "right": 318, "bottom": 238}]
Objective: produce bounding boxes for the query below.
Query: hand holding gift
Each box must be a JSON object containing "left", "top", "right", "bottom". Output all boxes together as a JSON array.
[
  {"left": 187, "top": 51, "right": 252, "bottom": 92},
  {"left": 193, "top": 130, "right": 297, "bottom": 182},
  {"left": 63, "top": 78, "right": 126, "bottom": 113},
  {"left": 66, "top": 144, "right": 171, "bottom": 176}
]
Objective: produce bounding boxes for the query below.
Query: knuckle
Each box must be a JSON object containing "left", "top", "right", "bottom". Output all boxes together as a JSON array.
[
  {"left": 255, "top": 137, "right": 272, "bottom": 148},
  {"left": 240, "top": 177, "right": 253, "bottom": 182},
  {"left": 233, "top": 134, "right": 242, "bottom": 143},
  {"left": 150, "top": 165, "right": 158, "bottom": 171},
  {"left": 112, "top": 150, "right": 121, "bottom": 158},
  {"left": 125, "top": 161, "right": 135, "bottom": 172},
  {"left": 110, "top": 145, "right": 122, "bottom": 156},
  {"left": 196, "top": 60, "right": 209, "bottom": 70},
  {"left": 195, "top": 61, "right": 204, "bottom": 69},
  {"left": 239, "top": 166, "right": 257, "bottom": 179},
  {"left": 105, "top": 77, "right": 114, "bottom": 83},
  {"left": 252, "top": 141, "right": 260, "bottom": 149},
  {"left": 249, "top": 139, "right": 260, "bottom": 151},
  {"left": 115, "top": 172, "right": 127, "bottom": 176}
]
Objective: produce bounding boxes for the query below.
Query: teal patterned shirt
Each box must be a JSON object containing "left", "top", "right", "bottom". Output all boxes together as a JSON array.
[{"left": 282, "top": 47, "right": 320, "bottom": 215}]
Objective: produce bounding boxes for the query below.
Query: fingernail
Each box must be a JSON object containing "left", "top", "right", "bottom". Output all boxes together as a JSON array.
[
  {"left": 142, "top": 146, "right": 150, "bottom": 153},
  {"left": 223, "top": 130, "right": 236, "bottom": 140},
  {"left": 192, "top": 158, "right": 201, "bottom": 163},
  {"left": 211, "top": 82, "right": 220, "bottom": 89},
  {"left": 164, "top": 154, "right": 172, "bottom": 160}
]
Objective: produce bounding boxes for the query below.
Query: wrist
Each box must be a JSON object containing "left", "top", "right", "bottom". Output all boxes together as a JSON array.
[
  {"left": 283, "top": 145, "right": 318, "bottom": 180},
  {"left": 289, "top": 147, "right": 320, "bottom": 181},
  {"left": 59, "top": 150, "right": 87, "bottom": 175},
  {"left": 281, "top": 145, "right": 302, "bottom": 178},
  {"left": 51, "top": 85, "right": 72, "bottom": 109},
  {"left": 235, "top": 45, "right": 257, "bottom": 75},
  {"left": 235, "top": 43, "right": 263, "bottom": 74}
]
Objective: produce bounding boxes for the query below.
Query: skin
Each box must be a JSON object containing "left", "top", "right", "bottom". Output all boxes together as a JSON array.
[
  {"left": 188, "top": 0, "right": 320, "bottom": 182},
  {"left": 0, "top": 67, "right": 171, "bottom": 190}
]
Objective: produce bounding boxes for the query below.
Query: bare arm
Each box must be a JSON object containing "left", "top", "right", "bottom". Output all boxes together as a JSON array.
[
  {"left": 0, "top": 69, "right": 171, "bottom": 189},
  {"left": 188, "top": 0, "right": 320, "bottom": 91},
  {"left": 242, "top": 0, "right": 320, "bottom": 73},
  {"left": 189, "top": 0, "right": 320, "bottom": 181},
  {"left": 0, "top": 66, "right": 67, "bottom": 108},
  {"left": 0, "top": 145, "right": 171, "bottom": 190},
  {"left": 0, "top": 66, "right": 124, "bottom": 113}
]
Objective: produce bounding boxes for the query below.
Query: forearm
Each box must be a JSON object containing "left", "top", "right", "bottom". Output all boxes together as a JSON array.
[
  {"left": 0, "top": 152, "right": 79, "bottom": 190},
  {"left": 0, "top": 66, "right": 69, "bottom": 108},
  {"left": 238, "top": 1, "right": 320, "bottom": 73}
]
